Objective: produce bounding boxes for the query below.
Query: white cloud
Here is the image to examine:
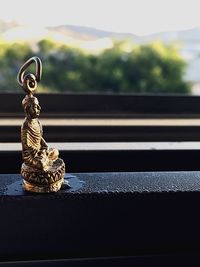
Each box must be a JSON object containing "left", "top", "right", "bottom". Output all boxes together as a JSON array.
[{"left": 0, "top": 0, "right": 200, "bottom": 35}]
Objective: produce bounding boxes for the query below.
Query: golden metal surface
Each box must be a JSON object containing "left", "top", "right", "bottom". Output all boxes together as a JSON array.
[
  {"left": 18, "top": 56, "right": 66, "bottom": 193},
  {"left": 17, "top": 57, "right": 42, "bottom": 95},
  {"left": 23, "top": 178, "right": 64, "bottom": 193}
]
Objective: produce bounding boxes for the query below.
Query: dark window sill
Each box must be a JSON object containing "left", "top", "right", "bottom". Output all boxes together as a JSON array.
[
  {"left": 1, "top": 171, "right": 200, "bottom": 263},
  {"left": 0, "top": 142, "right": 200, "bottom": 173},
  {"left": 1, "top": 93, "right": 200, "bottom": 118}
]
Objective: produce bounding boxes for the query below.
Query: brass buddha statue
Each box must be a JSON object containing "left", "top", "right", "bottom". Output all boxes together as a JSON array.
[
  {"left": 21, "top": 95, "right": 59, "bottom": 172},
  {"left": 18, "top": 57, "right": 65, "bottom": 193}
]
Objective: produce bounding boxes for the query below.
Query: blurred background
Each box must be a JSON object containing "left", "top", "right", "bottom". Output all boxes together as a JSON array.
[{"left": 0, "top": 0, "right": 200, "bottom": 95}]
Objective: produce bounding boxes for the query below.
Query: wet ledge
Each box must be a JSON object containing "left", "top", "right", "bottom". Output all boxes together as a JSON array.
[
  {"left": 0, "top": 172, "right": 200, "bottom": 262},
  {"left": 2, "top": 172, "right": 200, "bottom": 196}
]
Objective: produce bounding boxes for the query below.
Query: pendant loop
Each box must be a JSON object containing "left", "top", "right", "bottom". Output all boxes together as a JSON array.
[{"left": 17, "top": 56, "right": 42, "bottom": 95}]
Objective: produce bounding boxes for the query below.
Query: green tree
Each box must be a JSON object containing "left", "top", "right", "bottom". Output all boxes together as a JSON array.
[
  {"left": 0, "top": 41, "right": 33, "bottom": 91},
  {"left": 91, "top": 41, "right": 190, "bottom": 93},
  {"left": 0, "top": 39, "right": 190, "bottom": 94},
  {"left": 122, "top": 42, "right": 189, "bottom": 93}
]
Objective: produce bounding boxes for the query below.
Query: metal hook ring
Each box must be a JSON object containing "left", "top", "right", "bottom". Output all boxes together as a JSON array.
[
  {"left": 17, "top": 56, "right": 42, "bottom": 94},
  {"left": 22, "top": 73, "right": 38, "bottom": 95}
]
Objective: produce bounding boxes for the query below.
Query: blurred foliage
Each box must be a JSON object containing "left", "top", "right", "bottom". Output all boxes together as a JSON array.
[{"left": 0, "top": 38, "right": 190, "bottom": 94}]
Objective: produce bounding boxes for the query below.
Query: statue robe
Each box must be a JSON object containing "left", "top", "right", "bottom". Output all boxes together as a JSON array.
[{"left": 21, "top": 118, "right": 43, "bottom": 166}]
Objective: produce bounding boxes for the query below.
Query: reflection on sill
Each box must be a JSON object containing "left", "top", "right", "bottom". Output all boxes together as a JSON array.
[
  {"left": 1, "top": 142, "right": 200, "bottom": 151},
  {"left": 1, "top": 118, "right": 200, "bottom": 126}
]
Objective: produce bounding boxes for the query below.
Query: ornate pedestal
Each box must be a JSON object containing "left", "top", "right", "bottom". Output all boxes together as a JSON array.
[{"left": 21, "top": 158, "right": 65, "bottom": 193}]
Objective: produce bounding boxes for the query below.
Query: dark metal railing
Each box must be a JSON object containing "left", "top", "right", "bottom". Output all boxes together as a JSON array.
[
  {"left": 0, "top": 93, "right": 200, "bottom": 264},
  {"left": 1, "top": 92, "right": 200, "bottom": 118}
]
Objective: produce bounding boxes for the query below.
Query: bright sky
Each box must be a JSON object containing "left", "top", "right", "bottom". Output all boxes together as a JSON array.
[{"left": 0, "top": 0, "right": 200, "bottom": 35}]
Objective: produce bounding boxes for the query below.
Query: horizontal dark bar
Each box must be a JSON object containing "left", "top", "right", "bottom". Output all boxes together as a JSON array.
[
  {"left": 1, "top": 149, "right": 200, "bottom": 173},
  {"left": 1, "top": 172, "right": 200, "bottom": 262},
  {"left": 2, "top": 125, "right": 200, "bottom": 142},
  {"left": 2, "top": 93, "right": 200, "bottom": 118}
]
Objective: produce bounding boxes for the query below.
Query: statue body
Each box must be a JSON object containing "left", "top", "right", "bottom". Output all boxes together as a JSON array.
[
  {"left": 20, "top": 95, "right": 65, "bottom": 193},
  {"left": 21, "top": 96, "right": 58, "bottom": 171},
  {"left": 22, "top": 118, "right": 57, "bottom": 171}
]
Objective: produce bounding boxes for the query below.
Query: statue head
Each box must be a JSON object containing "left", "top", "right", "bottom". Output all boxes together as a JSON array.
[{"left": 22, "top": 95, "right": 41, "bottom": 119}]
